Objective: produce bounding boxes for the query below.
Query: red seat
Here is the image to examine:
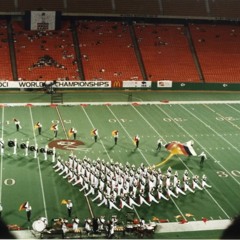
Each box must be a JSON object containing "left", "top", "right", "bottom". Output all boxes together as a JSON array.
[
  {"left": 0, "top": 20, "right": 13, "bottom": 80},
  {"left": 77, "top": 21, "right": 142, "bottom": 81},
  {"left": 13, "top": 21, "right": 79, "bottom": 81},
  {"left": 135, "top": 24, "right": 200, "bottom": 82},
  {"left": 190, "top": 24, "right": 240, "bottom": 83}
]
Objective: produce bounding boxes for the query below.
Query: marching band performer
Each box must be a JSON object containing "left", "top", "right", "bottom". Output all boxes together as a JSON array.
[
  {"left": 51, "top": 123, "right": 58, "bottom": 138},
  {"left": 201, "top": 174, "right": 212, "bottom": 189},
  {"left": 13, "top": 118, "right": 22, "bottom": 131},
  {"left": 112, "top": 130, "right": 119, "bottom": 145},
  {"left": 68, "top": 128, "right": 77, "bottom": 140},
  {"left": 35, "top": 122, "right": 42, "bottom": 135},
  {"left": 192, "top": 175, "right": 203, "bottom": 191},
  {"left": 175, "top": 180, "right": 186, "bottom": 196},
  {"left": 91, "top": 129, "right": 98, "bottom": 142},
  {"left": 134, "top": 135, "right": 140, "bottom": 148}
]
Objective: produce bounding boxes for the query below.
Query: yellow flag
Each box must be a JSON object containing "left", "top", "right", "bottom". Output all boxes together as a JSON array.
[
  {"left": 68, "top": 129, "right": 73, "bottom": 137},
  {"left": 61, "top": 199, "right": 68, "bottom": 205},
  {"left": 185, "top": 213, "right": 194, "bottom": 217},
  {"left": 152, "top": 216, "right": 159, "bottom": 221}
]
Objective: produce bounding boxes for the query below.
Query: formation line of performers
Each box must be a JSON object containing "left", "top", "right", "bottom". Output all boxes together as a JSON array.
[
  {"left": 13, "top": 119, "right": 140, "bottom": 149},
  {"left": 53, "top": 154, "right": 212, "bottom": 211}
]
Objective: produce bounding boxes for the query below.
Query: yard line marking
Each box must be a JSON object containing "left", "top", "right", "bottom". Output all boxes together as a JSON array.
[
  {"left": 55, "top": 107, "right": 68, "bottom": 139},
  {"left": 80, "top": 107, "right": 141, "bottom": 220},
  {"left": 80, "top": 106, "right": 112, "bottom": 218},
  {"left": 0, "top": 106, "right": 4, "bottom": 202},
  {"left": 180, "top": 104, "right": 240, "bottom": 186},
  {"left": 81, "top": 106, "right": 112, "bottom": 161},
  {"left": 93, "top": 106, "right": 141, "bottom": 219},
  {"left": 131, "top": 105, "right": 190, "bottom": 169},
  {"left": 156, "top": 105, "right": 231, "bottom": 218},
  {"left": 204, "top": 104, "right": 240, "bottom": 130},
  {"left": 131, "top": 105, "right": 190, "bottom": 220},
  {"left": 107, "top": 106, "right": 151, "bottom": 166},
  {"left": 170, "top": 197, "right": 187, "bottom": 221},
  {"left": 28, "top": 106, "right": 48, "bottom": 219}
]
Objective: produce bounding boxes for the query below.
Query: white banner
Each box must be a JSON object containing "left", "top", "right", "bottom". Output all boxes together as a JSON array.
[
  {"left": 157, "top": 80, "right": 172, "bottom": 88},
  {"left": 123, "top": 81, "right": 152, "bottom": 88},
  {"left": 31, "top": 11, "right": 56, "bottom": 31},
  {"left": 0, "top": 81, "right": 111, "bottom": 89}
]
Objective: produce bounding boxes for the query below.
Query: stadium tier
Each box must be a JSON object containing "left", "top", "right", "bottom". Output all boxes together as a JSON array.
[
  {"left": 189, "top": 24, "right": 240, "bottom": 83},
  {"left": 134, "top": 24, "right": 200, "bottom": 82},
  {"left": 0, "top": 20, "right": 239, "bottom": 82},
  {"left": 13, "top": 20, "right": 79, "bottom": 81},
  {"left": 77, "top": 21, "right": 142, "bottom": 81},
  {"left": 0, "top": 20, "right": 13, "bottom": 81}
]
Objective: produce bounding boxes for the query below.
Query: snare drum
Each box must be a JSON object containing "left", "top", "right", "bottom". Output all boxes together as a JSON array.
[
  {"left": 126, "top": 225, "right": 133, "bottom": 232},
  {"left": 32, "top": 220, "right": 46, "bottom": 233},
  {"left": 146, "top": 225, "right": 154, "bottom": 235}
]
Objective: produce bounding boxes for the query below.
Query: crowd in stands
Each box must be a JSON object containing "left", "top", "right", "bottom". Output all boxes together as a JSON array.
[
  {"left": 0, "top": 19, "right": 240, "bottom": 82},
  {"left": 13, "top": 21, "right": 79, "bottom": 81}
]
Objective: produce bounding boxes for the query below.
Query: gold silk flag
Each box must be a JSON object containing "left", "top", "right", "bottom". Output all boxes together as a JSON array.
[
  {"left": 61, "top": 199, "right": 68, "bottom": 205},
  {"left": 19, "top": 202, "right": 29, "bottom": 211},
  {"left": 68, "top": 129, "right": 73, "bottom": 137},
  {"left": 165, "top": 140, "right": 197, "bottom": 156},
  {"left": 50, "top": 125, "right": 57, "bottom": 131},
  {"left": 112, "top": 130, "right": 118, "bottom": 137}
]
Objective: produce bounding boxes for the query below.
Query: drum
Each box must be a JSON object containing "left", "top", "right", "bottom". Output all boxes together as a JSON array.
[
  {"left": 8, "top": 141, "right": 15, "bottom": 147},
  {"left": 39, "top": 148, "right": 45, "bottom": 153},
  {"left": 146, "top": 224, "right": 155, "bottom": 236},
  {"left": 132, "top": 224, "right": 139, "bottom": 233},
  {"left": 32, "top": 220, "right": 46, "bottom": 233},
  {"left": 126, "top": 225, "right": 133, "bottom": 233},
  {"left": 20, "top": 143, "right": 26, "bottom": 149},
  {"left": 29, "top": 146, "right": 35, "bottom": 151},
  {"left": 47, "top": 150, "right": 53, "bottom": 155},
  {"left": 146, "top": 225, "right": 154, "bottom": 231}
]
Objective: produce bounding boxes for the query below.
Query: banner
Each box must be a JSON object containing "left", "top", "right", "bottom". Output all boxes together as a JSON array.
[
  {"left": 157, "top": 80, "right": 172, "bottom": 88},
  {"left": 0, "top": 81, "right": 111, "bottom": 89},
  {"left": 30, "top": 11, "right": 56, "bottom": 31},
  {"left": 123, "top": 81, "right": 152, "bottom": 88}
]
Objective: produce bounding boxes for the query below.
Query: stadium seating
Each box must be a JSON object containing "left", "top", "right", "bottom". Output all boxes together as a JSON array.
[
  {"left": 12, "top": 20, "right": 79, "bottom": 81},
  {"left": 76, "top": 21, "right": 143, "bottom": 81},
  {"left": 134, "top": 23, "right": 200, "bottom": 82},
  {"left": 189, "top": 24, "right": 240, "bottom": 83},
  {"left": 0, "top": 20, "right": 13, "bottom": 80}
]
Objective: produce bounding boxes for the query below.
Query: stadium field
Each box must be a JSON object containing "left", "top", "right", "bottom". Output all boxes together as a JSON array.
[{"left": 0, "top": 90, "right": 240, "bottom": 239}]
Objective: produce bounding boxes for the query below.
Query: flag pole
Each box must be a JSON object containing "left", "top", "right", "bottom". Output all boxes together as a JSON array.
[{"left": 151, "top": 153, "right": 175, "bottom": 169}]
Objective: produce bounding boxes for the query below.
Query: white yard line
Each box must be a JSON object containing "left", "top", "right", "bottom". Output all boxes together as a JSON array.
[
  {"left": 29, "top": 106, "right": 48, "bottom": 219},
  {"left": 55, "top": 106, "right": 68, "bottom": 138},
  {"left": 107, "top": 105, "right": 151, "bottom": 166},
  {"left": 156, "top": 104, "right": 231, "bottom": 218},
  {"left": 181, "top": 104, "right": 240, "bottom": 186},
  {"left": 131, "top": 105, "right": 187, "bottom": 220}
]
